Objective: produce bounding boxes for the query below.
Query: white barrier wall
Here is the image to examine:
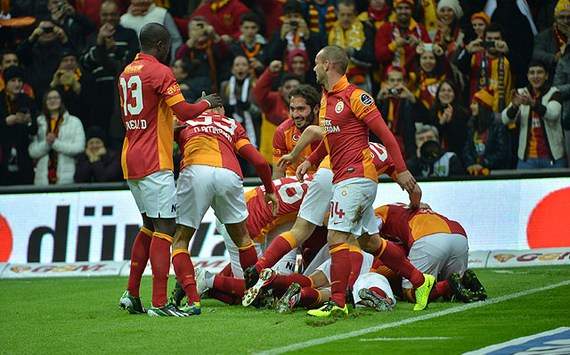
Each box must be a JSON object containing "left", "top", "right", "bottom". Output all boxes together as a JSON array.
[{"left": 0, "top": 177, "right": 569, "bottom": 264}]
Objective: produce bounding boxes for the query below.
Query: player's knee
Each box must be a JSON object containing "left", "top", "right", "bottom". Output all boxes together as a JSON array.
[
  {"left": 327, "top": 230, "right": 349, "bottom": 245},
  {"left": 359, "top": 233, "right": 380, "bottom": 253},
  {"left": 153, "top": 218, "right": 176, "bottom": 236},
  {"left": 226, "top": 222, "right": 250, "bottom": 246},
  {"left": 291, "top": 219, "right": 315, "bottom": 243}
]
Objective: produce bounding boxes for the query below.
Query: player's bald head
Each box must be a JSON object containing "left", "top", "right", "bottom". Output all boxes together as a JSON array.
[
  {"left": 139, "top": 22, "right": 170, "bottom": 51},
  {"left": 318, "top": 45, "right": 349, "bottom": 74}
]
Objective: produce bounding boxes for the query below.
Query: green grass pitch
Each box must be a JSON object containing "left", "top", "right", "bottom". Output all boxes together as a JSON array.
[{"left": 1, "top": 266, "right": 569, "bottom": 354}]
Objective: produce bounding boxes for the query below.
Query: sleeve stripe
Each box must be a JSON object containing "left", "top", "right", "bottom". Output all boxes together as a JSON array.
[
  {"left": 165, "top": 94, "right": 184, "bottom": 107},
  {"left": 235, "top": 139, "right": 250, "bottom": 151}
]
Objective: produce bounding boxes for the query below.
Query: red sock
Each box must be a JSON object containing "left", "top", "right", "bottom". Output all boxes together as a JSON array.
[
  {"left": 219, "top": 263, "right": 233, "bottom": 277},
  {"left": 255, "top": 233, "right": 296, "bottom": 272},
  {"left": 329, "top": 243, "right": 351, "bottom": 307},
  {"left": 213, "top": 275, "right": 245, "bottom": 297},
  {"left": 300, "top": 287, "right": 321, "bottom": 308},
  {"left": 369, "top": 286, "right": 387, "bottom": 299},
  {"left": 209, "top": 289, "right": 240, "bottom": 305},
  {"left": 127, "top": 228, "right": 152, "bottom": 297},
  {"left": 377, "top": 240, "right": 425, "bottom": 288},
  {"left": 172, "top": 251, "right": 200, "bottom": 304},
  {"left": 348, "top": 248, "right": 363, "bottom": 289},
  {"left": 238, "top": 242, "right": 258, "bottom": 271},
  {"left": 430, "top": 280, "right": 452, "bottom": 301},
  {"left": 149, "top": 233, "right": 172, "bottom": 307},
  {"left": 271, "top": 273, "right": 312, "bottom": 293}
]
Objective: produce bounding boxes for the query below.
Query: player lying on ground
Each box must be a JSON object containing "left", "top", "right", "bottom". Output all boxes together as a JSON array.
[
  {"left": 119, "top": 23, "right": 223, "bottom": 317},
  {"left": 372, "top": 203, "right": 487, "bottom": 303},
  {"left": 169, "top": 106, "right": 278, "bottom": 315}
]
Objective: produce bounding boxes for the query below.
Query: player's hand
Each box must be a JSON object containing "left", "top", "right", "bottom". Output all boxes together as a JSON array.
[
  {"left": 264, "top": 192, "right": 279, "bottom": 216},
  {"left": 407, "top": 183, "right": 422, "bottom": 209},
  {"left": 295, "top": 160, "right": 311, "bottom": 182},
  {"left": 277, "top": 153, "right": 297, "bottom": 170},
  {"left": 419, "top": 202, "right": 432, "bottom": 210},
  {"left": 396, "top": 170, "right": 417, "bottom": 194},
  {"left": 199, "top": 91, "right": 223, "bottom": 108}
]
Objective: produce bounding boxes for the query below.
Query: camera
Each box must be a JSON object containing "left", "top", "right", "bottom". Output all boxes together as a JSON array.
[
  {"left": 289, "top": 20, "right": 298, "bottom": 28},
  {"left": 388, "top": 87, "right": 402, "bottom": 96},
  {"left": 482, "top": 41, "right": 495, "bottom": 49},
  {"left": 43, "top": 26, "right": 53, "bottom": 33}
]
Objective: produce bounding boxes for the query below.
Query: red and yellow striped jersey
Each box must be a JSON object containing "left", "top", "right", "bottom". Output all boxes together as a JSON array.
[
  {"left": 245, "top": 176, "right": 312, "bottom": 243},
  {"left": 177, "top": 112, "right": 251, "bottom": 178},
  {"left": 319, "top": 76, "right": 380, "bottom": 184},
  {"left": 273, "top": 119, "right": 320, "bottom": 176},
  {"left": 119, "top": 53, "right": 184, "bottom": 179},
  {"left": 375, "top": 204, "right": 467, "bottom": 250}
]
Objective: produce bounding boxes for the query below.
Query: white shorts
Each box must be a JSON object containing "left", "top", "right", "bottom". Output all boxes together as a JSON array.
[
  {"left": 217, "top": 221, "right": 297, "bottom": 278},
  {"left": 353, "top": 272, "right": 396, "bottom": 306},
  {"left": 298, "top": 167, "right": 334, "bottom": 226},
  {"left": 177, "top": 165, "right": 248, "bottom": 229},
  {"left": 327, "top": 178, "right": 379, "bottom": 236},
  {"left": 127, "top": 170, "right": 176, "bottom": 219},
  {"left": 402, "top": 233, "right": 469, "bottom": 289},
  {"left": 316, "top": 252, "right": 374, "bottom": 284}
]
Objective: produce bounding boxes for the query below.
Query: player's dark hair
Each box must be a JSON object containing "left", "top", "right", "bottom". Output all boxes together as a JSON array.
[
  {"left": 41, "top": 88, "right": 67, "bottom": 118},
  {"left": 289, "top": 84, "right": 321, "bottom": 109},
  {"left": 337, "top": 0, "right": 356, "bottom": 9},
  {"left": 280, "top": 73, "right": 302, "bottom": 87},
  {"left": 240, "top": 12, "right": 261, "bottom": 27},
  {"left": 139, "top": 22, "right": 170, "bottom": 52},
  {"left": 484, "top": 22, "right": 503, "bottom": 38},
  {"left": 0, "top": 49, "right": 18, "bottom": 64},
  {"left": 320, "top": 45, "right": 349, "bottom": 74},
  {"left": 527, "top": 59, "right": 547, "bottom": 71}
]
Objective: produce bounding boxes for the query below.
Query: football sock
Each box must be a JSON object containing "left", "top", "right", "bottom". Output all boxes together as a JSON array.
[
  {"left": 430, "top": 280, "right": 453, "bottom": 301},
  {"left": 238, "top": 241, "right": 258, "bottom": 271},
  {"left": 209, "top": 289, "right": 240, "bottom": 305},
  {"left": 172, "top": 250, "right": 200, "bottom": 304},
  {"left": 127, "top": 227, "right": 152, "bottom": 297},
  {"left": 329, "top": 243, "right": 351, "bottom": 307},
  {"left": 376, "top": 239, "right": 425, "bottom": 288},
  {"left": 218, "top": 263, "right": 233, "bottom": 277},
  {"left": 271, "top": 273, "right": 312, "bottom": 293},
  {"left": 368, "top": 286, "right": 388, "bottom": 299},
  {"left": 149, "top": 233, "right": 173, "bottom": 307},
  {"left": 213, "top": 275, "right": 245, "bottom": 297},
  {"left": 348, "top": 245, "right": 363, "bottom": 289},
  {"left": 300, "top": 287, "right": 322, "bottom": 308},
  {"left": 255, "top": 232, "right": 297, "bottom": 272}
]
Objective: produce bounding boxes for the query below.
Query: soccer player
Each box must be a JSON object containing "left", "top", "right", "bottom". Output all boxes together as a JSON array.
[
  {"left": 118, "top": 23, "right": 222, "bottom": 317},
  {"left": 272, "top": 84, "right": 321, "bottom": 178},
  {"left": 171, "top": 106, "right": 278, "bottom": 315},
  {"left": 374, "top": 203, "right": 487, "bottom": 302},
  {"left": 296, "top": 45, "right": 434, "bottom": 317}
]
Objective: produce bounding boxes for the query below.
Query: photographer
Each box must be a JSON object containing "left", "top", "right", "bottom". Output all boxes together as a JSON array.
[
  {"left": 47, "top": 0, "right": 95, "bottom": 51},
  {"left": 175, "top": 16, "right": 231, "bottom": 94},
  {"left": 407, "top": 124, "right": 464, "bottom": 178},
  {"left": 376, "top": 66, "right": 417, "bottom": 159},
  {"left": 0, "top": 66, "right": 37, "bottom": 185}
]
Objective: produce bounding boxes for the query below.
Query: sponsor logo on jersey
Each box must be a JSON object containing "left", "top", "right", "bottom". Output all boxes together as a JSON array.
[
  {"left": 335, "top": 100, "right": 344, "bottom": 113},
  {"left": 323, "top": 119, "right": 340, "bottom": 133},
  {"left": 360, "top": 93, "right": 373, "bottom": 106},
  {"left": 166, "top": 83, "right": 181, "bottom": 96}
]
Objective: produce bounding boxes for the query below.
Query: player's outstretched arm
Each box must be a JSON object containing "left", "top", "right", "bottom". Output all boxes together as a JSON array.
[
  {"left": 296, "top": 140, "right": 327, "bottom": 182},
  {"left": 170, "top": 93, "right": 222, "bottom": 121},
  {"left": 277, "top": 125, "right": 324, "bottom": 170},
  {"left": 239, "top": 144, "right": 279, "bottom": 215}
]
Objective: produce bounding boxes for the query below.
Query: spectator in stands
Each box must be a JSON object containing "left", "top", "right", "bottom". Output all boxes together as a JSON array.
[
  {"left": 502, "top": 60, "right": 565, "bottom": 169},
  {"left": 285, "top": 49, "right": 312, "bottom": 83},
  {"left": 407, "top": 124, "right": 464, "bottom": 177},
  {"left": 220, "top": 56, "right": 261, "bottom": 147},
  {"left": 302, "top": 0, "right": 337, "bottom": 44},
  {"left": 229, "top": 12, "right": 267, "bottom": 76},
  {"left": 0, "top": 50, "right": 35, "bottom": 98},
  {"left": 172, "top": 59, "right": 199, "bottom": 103},
  {"left": 533, "top": 0, "right": 570, "bottom": 70},
  {"left": 328, "top": 0, "right": 375, "bottom": 92},
  {"left": 120, "top": 0, "right": 182, "bottom": 62},
  {"left": 17, "top": 19, "right": 71, "bottom": 102},
  {"left": 462, "top": 12, "right": 490, "bottom": 57},
  {"left": 74, "top": 126, "right": 122, "bottom": 182},
  {"left": 455, "top": 23, "right": 513, "bottom": 113},
  {"left": 47, "top": 0, "right": 95, "bottom": 51},
  {"left": 49, "top": 50, "right": 90, "bottom": 124},
  {"left": 266, "top": 0, "right": 325, "bottom": 68},
  {"left": 0, "top": 66, "right": 37, "bottom": 185},
  {"left": 408, "top": 43, "right": 447, "bottom": 112},
  {"left": 376, "top": 66, "right": 417, "bottom": 159},
  {"left": 81, "top": 0, "right": 138, "bottom": 141},
  {"left": 28, "top": 89, "right": 85, "bottom": 185},
  {"left": 431, "top": 0, "right": 464, "bottom": 60},
  {"left": 357, "top": 0, "right": 392, "bottom": 30},
  {"left": 375, "top": 0, "right": 430, "bottom": 73},
  {"left": 463, "top": 89, "right": 510, "bottom": 175},
  {"left": 554, "top": 39, "right": 570, "bottom": 160},
  {"left": 192, "top": 0, "right": 250, "bottom": 39},
  {"left": 175, "top": 16, "right": 230, "bottom": 94},
  {"left": 428, "top": 80, "right": 469, "bottom": 157}
]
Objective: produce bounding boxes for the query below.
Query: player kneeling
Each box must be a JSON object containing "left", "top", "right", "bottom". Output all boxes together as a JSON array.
[{"left": 171, "top": 107, "right": 278, "bottom": 315}]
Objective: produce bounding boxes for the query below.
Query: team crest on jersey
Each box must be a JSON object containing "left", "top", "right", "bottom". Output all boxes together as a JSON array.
[
  {"left": 292, "top": 134, "right": 300, "bottom": 142},
  {"left": 360, "top": 93, "right": 373, "bottom": 106},
  {"left": 335, "top": 101, "right": 344, "bottom": 113}
]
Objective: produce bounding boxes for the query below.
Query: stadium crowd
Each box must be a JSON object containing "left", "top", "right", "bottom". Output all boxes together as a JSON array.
[{"left": 1, "top": 0, "right": 569, "bottom": 186}]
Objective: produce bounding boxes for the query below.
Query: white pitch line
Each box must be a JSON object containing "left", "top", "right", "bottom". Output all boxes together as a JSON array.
[
  {"left": 254, "top": 279, "right": 570, "bottom": 355},
  {"left": 361, "top": 336, "right": 452, "bottom": 342}
]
